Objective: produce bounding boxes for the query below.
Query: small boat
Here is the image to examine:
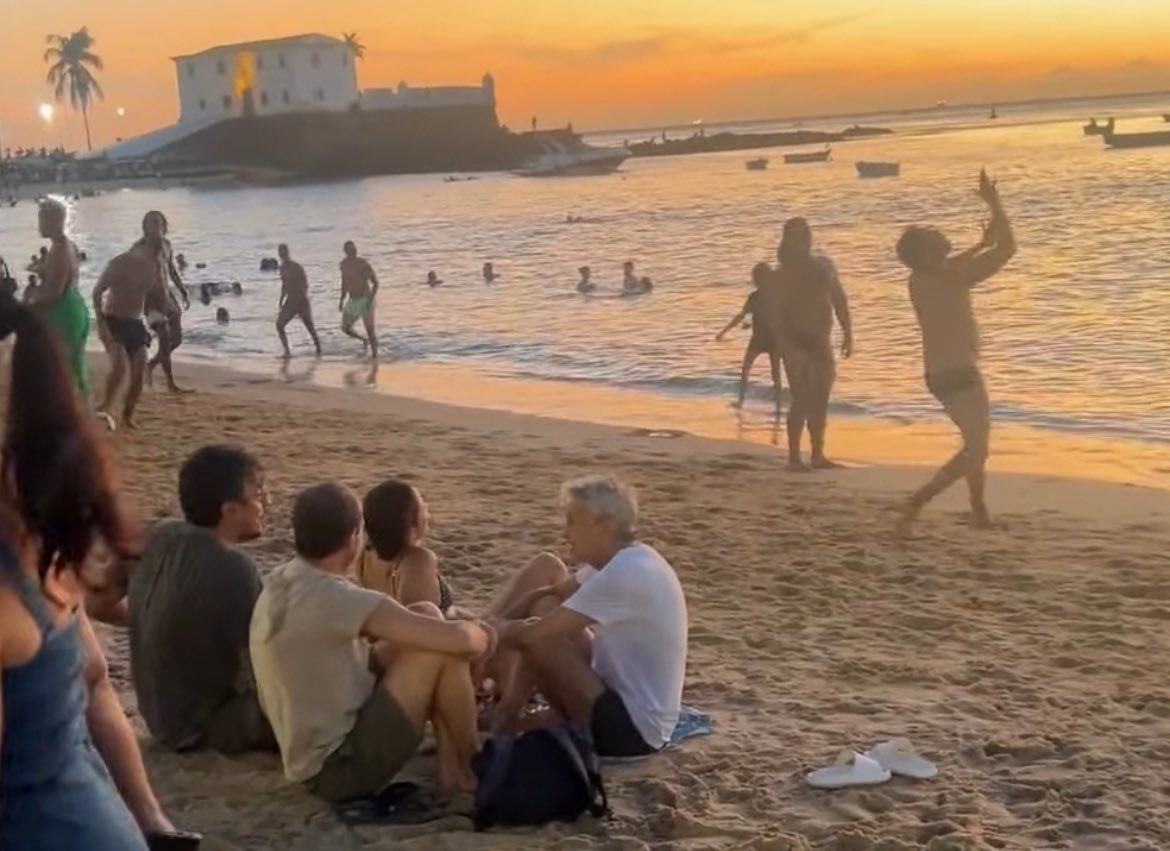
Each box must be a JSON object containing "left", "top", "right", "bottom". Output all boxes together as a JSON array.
[
  {"left": 855, "top": 161, "right": 900, "bottom": 179},
  {"left": 784, "top": 145, "right": 831, "bottom": 165},
  {"left": 1103, "top": 128, "right": 1170, "bottom": 149},
  {"left": 745, "top": 157, "right": 769, "bottom": 171},
  {"left": 515, "top": 135, "right": 630, "bottom": 177},
  {"left": 1083, "top": 117, "right": 1113, "bottom": 136}
]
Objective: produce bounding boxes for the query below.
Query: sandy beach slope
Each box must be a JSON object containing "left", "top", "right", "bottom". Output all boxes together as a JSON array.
[{"left": 55, "top": 363, "right": 1170, "bottom": 850}]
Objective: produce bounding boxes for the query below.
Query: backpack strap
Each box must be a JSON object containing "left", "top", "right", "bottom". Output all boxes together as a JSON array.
[
  {"left": 473, "top": 734, "right": 516, "bottom": 831},
  {"left": 546, "top": 725, "right": 609, "bottom": 818}
]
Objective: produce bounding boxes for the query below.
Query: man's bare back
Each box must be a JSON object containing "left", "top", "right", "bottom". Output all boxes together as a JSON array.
[
  {"left": 281, "top": 260, "right": 310, "bottom": 305},
  {"left": 34, "top": 238, "right": 78, "bottom": 307}
]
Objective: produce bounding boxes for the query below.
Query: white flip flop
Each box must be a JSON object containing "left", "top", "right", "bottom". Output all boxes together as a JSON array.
[
  {"left": 805, "top": 750, "right": 891, "bottom": 789},
  {"left": 864, "top": 738, "right": 938, "bottom": 780}
]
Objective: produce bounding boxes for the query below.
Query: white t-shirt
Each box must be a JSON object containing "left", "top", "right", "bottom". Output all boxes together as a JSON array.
[
  {"left": 249, "top": 557, "right": 386, "bottom": 782},
  {"left": 564, "top": 543, "right": 688, "bottom": 748}
]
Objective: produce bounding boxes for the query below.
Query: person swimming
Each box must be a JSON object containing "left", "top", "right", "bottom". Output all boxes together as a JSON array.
[
  {"left": 622, "top": 261, "right": 653, "bottom": 295},
  {"left": 577, "top": 266, "right": 596, "bottom": 294},
  {"left": 482, "top": 262, "right": 499, "bottom": 283},
  {"left": 426, "top": 271, "right": 443, "bottom": 287},
  {"left": 216, "top": 307, "right": 230, "bottom": 325},
  {"left": 175, "top": 252, "right": 187, "bottom": 271}
]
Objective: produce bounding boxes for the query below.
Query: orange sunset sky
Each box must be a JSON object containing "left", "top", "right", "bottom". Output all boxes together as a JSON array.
[{"left": 2, "top": 0, "right": 1169, "bottom": 150}]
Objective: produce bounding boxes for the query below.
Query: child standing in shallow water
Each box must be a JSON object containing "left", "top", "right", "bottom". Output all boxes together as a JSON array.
[{"left": 716, "top": 262, "right": 783, "bottom": 412}]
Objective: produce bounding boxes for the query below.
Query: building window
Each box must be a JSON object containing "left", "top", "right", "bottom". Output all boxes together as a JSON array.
[
  {"left": 199, "top": 98, "right": 206, "bottom": 111},
  {"left": 315, "top": 88, "right": 325, "bottom": 101},
  {"left": 216, "top": 59, "right": 226, "bottom": 75},
  {"left": 186, "top": 63, "right": 195, "bottom": 78},
  {"left": 278, "top": 53, "right": 285, "bottom": 67},
  {"left": 222, "top": 94, "right": 232, "bottom": 109},
  {"left": 282, "top": 90, "right": 290, "bottom": 104},
  {"left": 311, "top": 51, "right": 320, "bottom": 68},
  {"left": 260, "top": 91, "right": 269, "bottom": 106}
]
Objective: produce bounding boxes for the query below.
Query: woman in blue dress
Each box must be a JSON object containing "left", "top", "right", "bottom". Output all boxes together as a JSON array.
[{"left": 0, "top": 289, "right": 150, "bottom": 850}]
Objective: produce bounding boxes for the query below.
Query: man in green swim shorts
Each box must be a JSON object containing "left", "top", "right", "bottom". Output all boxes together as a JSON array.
[
  {"left": 28, "top": 199, "right": 91, "bottom": 404},
  {"left": 338, "top": 240, "right": 379, "bottom": 359}
]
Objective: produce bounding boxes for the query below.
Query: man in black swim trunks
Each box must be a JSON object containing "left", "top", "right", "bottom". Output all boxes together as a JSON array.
[
  {"left": 895, "top": 170, "right": 1016, "bottom": 535},
  {"left": 93, "top": 243, "right": 159, "bottom": 429},
  {"left": 276, "top": 243, "right": 322, "bottom": 358},
  {"left": 760, "top": 218, "right": 853, "bottom": 471}
]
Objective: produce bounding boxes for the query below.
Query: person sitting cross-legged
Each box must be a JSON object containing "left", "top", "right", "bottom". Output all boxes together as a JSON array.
[
  {"left": 491, "top": 474, "right": 688, "bottom": 757},
  {"left": 249, "top": 483, "right": 494, "bottom": 801}
]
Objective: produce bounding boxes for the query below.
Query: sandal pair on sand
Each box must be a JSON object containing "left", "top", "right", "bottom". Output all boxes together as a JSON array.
[{"left": 806, "top": 739, "right": 937, "bottom": 790}]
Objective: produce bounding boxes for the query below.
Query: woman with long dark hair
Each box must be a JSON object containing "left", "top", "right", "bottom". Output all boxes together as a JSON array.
[{"left": 0, "top": 290, "right": 152, "bottom": 848}]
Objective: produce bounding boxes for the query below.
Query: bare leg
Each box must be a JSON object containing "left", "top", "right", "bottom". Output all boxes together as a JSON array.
[
  {"left": 362, "top": 310, "right": 378, "bottom": 360},
  {"left": 523, "top": 629, "right": 605, "bottom": 729},
  {"left": 734, "top": 348, "right": 760, "bottom": 408},
  {"left": 783, "top": 351, "right": 810, "bottom": 471},
  {"left": 123, "top": 349, "right": 147, "bottom": 429},
  {"left": 809, "top": 352, "right": 841, "bottom": 469},
  {"left": 431, "top": 658, "right": 480, "bottom": 791},
  {"left": 149, "top": 317, "right": 188, "bottom": 393},
  {"left": 99, "top": 345, "right": 127, "bottom": 418},
  {"left": 897, "top": 382, "right": 991, "bottom": 535},
  {"left": 341, "top": 316, "right": 368, "bottom": 353},
  {"left": 767, "top": 350, "right": 784, "bottom": 415},
  {"left": 302, "top": 312, "right": 323, "bottom": 355},
  {"left": 488, "top": 552, "right": 570, "bottom": 619},
  {"left": 276, "top": 313, "right": 292, "bottom": 358}
]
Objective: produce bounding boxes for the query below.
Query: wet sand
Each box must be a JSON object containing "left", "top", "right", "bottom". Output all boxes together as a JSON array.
[{"left": 82, "top": 362, "right": 1170, "bottom": 850}]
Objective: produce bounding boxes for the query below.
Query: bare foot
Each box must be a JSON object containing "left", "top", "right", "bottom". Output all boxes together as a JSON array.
[
  {"left": 786, "top": 459, "right": 811, "bottom": 473},
  {"left": 121, "top": 412, "right": 137, "bottom": 431},
  {"left": 895, "top": 503, "right": 921, "bottom": 538},
  {"left": 94, "top": 411, "right": 117, "bottom": 432},
  {"left": 811, "top": 456, "right": 844, "bottom": 470},
  {"left": 969, "top": 507, "right": 995, "bottom": 530},
  {"left": 145, "top": 363, "right": 156, "bottom": 388},
  {"left": 730, "top": 399, "right": 744, "bottom": 410},
  {"left": 166, "top": 383, "right": 193, "bottom": 395}
]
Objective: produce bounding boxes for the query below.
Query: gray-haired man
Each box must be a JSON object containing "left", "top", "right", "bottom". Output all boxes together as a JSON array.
[{"left": 490, "top": 475, "right": 688, "bottom": 757}]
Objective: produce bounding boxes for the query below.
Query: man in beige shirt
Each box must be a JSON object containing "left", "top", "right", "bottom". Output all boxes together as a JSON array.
[
  {"left": 250, "top": 483, "right": 493, "bottom": 801},
  {"left": 895, "top": 170, "right": 1017, "bottom": 535}
]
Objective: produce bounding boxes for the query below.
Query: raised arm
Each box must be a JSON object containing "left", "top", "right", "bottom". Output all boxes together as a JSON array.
[
  {"left": 362, "top": 596, "right": 489, "bottom": 658},
  {"left": 953, "top": 171, "right": 1017, "bottom": 288}
]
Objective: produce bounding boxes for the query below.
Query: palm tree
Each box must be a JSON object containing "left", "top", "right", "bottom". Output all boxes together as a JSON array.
[
  {"left": 44, "top": 27, "right": 104, "bottom": 151},
  {"left": 342, "top": 32, "right": 366, "bottom": 60}
]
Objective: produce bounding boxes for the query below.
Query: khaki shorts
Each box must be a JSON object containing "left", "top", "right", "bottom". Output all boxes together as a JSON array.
[{"left": 304, "top": 684, "right": 422, "bottom": 803}]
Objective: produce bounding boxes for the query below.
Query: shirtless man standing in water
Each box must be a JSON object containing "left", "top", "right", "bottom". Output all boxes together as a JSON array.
[
  {"left": 93, "top": 243, "right": 159, "bottom": 428},
  {"left": 338, "top": 241, "right": 379, "bottom": 358},
  {"left": 895, "top": 170, "right": 1016, "bottom": 535},
  {"left": 276, "top": 243, "right": 322, "bottom": 357},
  {"left": 762, "top": 218, "right": 854, "bottom": 471}
]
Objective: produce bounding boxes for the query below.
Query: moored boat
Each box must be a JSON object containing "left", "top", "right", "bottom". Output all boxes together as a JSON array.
[
  {"left": 855, "top": 161, "right": 900, "bottom": 178},
  {"left": 1102, "top": 128, "right": 1170, "bottom": 149},
  {"left": 515, "top": 135, "right": 630, "bottom": 177},
  {"left": 745, "top": 157, "right": 769, "bottom": 171},
  {"left": 784, "top": 145, "right": 831, "bottom": 164}
]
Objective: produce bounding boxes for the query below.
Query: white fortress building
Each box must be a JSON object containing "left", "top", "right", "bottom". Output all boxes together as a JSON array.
[
  {"left": 173, "top": 34, "right": 358, "bottom": 121},
  {"left": 94, "top": 33, "right": 497, "bottom": 160}
]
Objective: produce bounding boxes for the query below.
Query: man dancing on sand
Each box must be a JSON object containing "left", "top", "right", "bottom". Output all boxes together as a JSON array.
[
  {"left": 138, "top": 211, "right": 191, "bottom": 393},
  {"left": 761, "top": 217, "right": 853, "bottom": 470},
  {"left": 338, "top": 240, "right": 379, "bottom": 358},
  {"left": 276, "top": 243, "right": 322, "bottom": 358},
  {"left": 93, "top": 242, "right": 160, "bottom": 429},
  {"left": 27, "top": 199, "right": 91, "bottom": 403},
  {"left": 894, "top": 170, "right": 1016, "bottom": 535}
]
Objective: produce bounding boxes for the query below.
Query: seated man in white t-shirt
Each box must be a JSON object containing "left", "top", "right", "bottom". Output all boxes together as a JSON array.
[
  {"left": 250, "top": 483, "right": 495, "bottom": 801},
  {"left": 492, "top": 475, "right": 688, "bottom": 757}
]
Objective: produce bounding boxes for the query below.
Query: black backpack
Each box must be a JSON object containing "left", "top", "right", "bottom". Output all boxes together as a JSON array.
[{"left": 472, "top": 724, "right": 609, "bottom": 830}]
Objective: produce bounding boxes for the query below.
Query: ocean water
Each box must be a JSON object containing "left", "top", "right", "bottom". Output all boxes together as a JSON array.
[{"left": 1, "top": 94, "right": 1168, "bottom": 449}]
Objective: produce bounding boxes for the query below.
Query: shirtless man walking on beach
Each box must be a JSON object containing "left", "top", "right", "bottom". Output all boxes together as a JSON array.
[
  {"left": 93, "top": 243, "right": 159, "bottom": 428},
  {"left": 338, "top": 241, "right": 379, "bottom": 358},
  {"left": 276, "top": 243, "right": 322, "bottom": 358},
  {"left": 762, "top": 217, "right": 853, "bottom": 470},
  {"left": 895, "top": 170, "right": 1016, "bottom": 535},
  {"left": 138, "top": 211, "right": 191, "bottom": 393}
]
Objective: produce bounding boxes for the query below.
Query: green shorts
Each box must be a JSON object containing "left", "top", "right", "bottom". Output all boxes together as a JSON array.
[
  {"left": 342, "top": 295, "right": 372, "bottom": 323},
  {"left": 304, "top": 685, "right": 422, "bottom": 803}
]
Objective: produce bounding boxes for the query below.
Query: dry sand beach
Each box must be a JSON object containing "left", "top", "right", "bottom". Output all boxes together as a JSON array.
[{"left": 77, "top": 364, "right": 1170, "bottom": 851}]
